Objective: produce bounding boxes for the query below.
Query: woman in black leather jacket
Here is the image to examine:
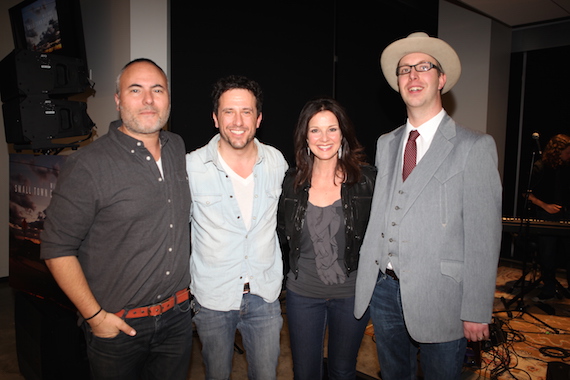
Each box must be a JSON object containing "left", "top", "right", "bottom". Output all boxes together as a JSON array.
[{"left": 277, "top": 97, "right": 376, "bottom": 380}]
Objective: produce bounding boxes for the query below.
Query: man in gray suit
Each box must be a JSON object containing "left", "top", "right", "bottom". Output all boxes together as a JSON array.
[{"left": 354, "top": 32, "right": 502, "bottom": 380}]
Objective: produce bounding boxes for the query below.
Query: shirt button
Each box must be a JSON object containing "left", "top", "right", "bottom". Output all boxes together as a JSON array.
[
  {"left": 168, "top": 247, "right": 173, "bottom": 252},
  {"left": 157, "top": 294, "right": 162, "bottom": 299},
  {"left": 168, "top": 199, "right": 171, "bottom": 203},
  {"left": 381, "top": 233, "right": 384, "bottom": 238},
  {"left": 375, "top": 260, "right": 379, "bottom": 265},
  {"left": 165, "top": 271, "right": 170, "bottom": 275},
  {"left": 146, "top": 156, "right": 151, "bottom": 161},
  {"left": 388, "top": 253, "right": 393, "bottom": 257},
  {"left": 245, "top": 256, "right": 248, "bottom": 259},
  {"left": 158, "top": 177, "right": 163, "bottom": 182},
  {"left": 137, "top": 142, "right": 142, "bottom": 146},
  {"left": 389, "top": 238, "right": 394, "bottom": 242},
  {"left": 399, "top": 190, "right": 404, "bottom": 194},
  {"left": 392, "top": 222, "right": 396, "bottom": 226},
  {"left": 170, "top": 224, "right": 173, "bottom": 228},
  {"left": 395, "top": 206, "right": 400, "bottom": 210},
  {"left": 130, "top": 150, "right": 135, "bottom": 154}
]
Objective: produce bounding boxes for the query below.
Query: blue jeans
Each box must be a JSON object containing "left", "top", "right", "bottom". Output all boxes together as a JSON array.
[
  {"left": 286, "top": 289, "right": 370, "bottom": 380},
  {"left": 369, "top": 272, "right": 466, "bottom": 380},
  {"left": 192, "top": 293, "right": 282, "bottom": 380},
  {"left": 82, "top": 299, "right": 193, "bottom": 380}
]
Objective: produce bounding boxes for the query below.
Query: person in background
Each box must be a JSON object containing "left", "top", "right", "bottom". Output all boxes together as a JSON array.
[
  {"left": 354, "top": 32, "right": 503, "bottom": 380},
  {"left": 186, "top": 75, "right": 288, "bottom": 380},
  {"left": 527, "top": 133, "right": 570, "bottom": 299},
  {"left": 41, "top": 58, "right": 193, "bottom": 380},
  {"left": 278, "top": 97, "right": 376, "bottom": 380}
]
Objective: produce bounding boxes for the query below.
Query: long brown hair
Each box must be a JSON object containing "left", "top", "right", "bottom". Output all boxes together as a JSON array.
[{"left": 292, "top": 97, "right": 367, "bottom": 190}]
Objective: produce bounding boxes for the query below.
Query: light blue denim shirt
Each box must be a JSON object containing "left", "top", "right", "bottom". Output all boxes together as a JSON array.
[{"left": 186, "top": 134, "right": 288, "bottom": 311}]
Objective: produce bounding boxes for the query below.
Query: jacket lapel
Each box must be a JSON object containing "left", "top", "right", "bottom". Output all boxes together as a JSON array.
[{"left": 400, "top": 115, "right": 456, "bottom": 215}]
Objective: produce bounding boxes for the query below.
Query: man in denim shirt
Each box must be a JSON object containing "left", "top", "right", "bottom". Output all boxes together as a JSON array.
[{"left": 186, "top": 75, "right": 287, "bottom": 379}]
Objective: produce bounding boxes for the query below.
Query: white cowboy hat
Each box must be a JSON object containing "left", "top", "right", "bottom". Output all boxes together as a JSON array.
[{"left": 380, "top": 32, "right": 461, "bottom": 94}]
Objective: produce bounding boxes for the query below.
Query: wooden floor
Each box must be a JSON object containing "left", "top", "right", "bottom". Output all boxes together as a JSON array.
[
  {"left": 464, "top": 260, "right": 570, "bottom": 380},
  {"left": 1, "top": 259, "right": 568, "bottom": 380}
]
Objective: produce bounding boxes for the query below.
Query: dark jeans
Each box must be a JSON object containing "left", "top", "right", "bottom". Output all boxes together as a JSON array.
[
  {"left": 286, "top": 289, "right": 370, "bottom": 380},
  {"left": 369, "top": 272, "right": 466, "bottom": 380},
  {"left": 536, "top": 209, "right": 570, "bottom": 294},
  {"left": 538, "top": 235, "right": 570, "bottom": 294},
  {"left": 82, "top": 299, "right": 193, "bottom": 380}
]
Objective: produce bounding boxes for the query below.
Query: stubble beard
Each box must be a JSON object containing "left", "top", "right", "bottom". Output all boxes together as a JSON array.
[
  {"left": 120, "top": 105, "right": 170, "bottom": 135},
  {"left": 222, "top": 129, "right": 255, "bottom": 150}
]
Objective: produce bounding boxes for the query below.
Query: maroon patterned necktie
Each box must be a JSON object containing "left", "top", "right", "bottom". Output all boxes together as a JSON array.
[{"left": 402, "top": 130, "right": 420, "bottom": 181}]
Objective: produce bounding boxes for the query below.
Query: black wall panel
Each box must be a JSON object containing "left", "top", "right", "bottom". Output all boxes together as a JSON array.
[
  {"left": 334, "top": 0, "right": 438, "bottom": 163},
  {"left": 503, "top": 46, "right": 570, "bottom": 217},
  {"left": 171, "top": 0, "right": 438, "bottom": 165}
]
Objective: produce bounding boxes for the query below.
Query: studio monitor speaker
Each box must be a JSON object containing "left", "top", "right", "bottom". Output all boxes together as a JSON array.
[
  {"left": 0, "top": 49, "right": 90, "bottom": 102},
  {"left": 3, "top": 95, "right": 94, "bottom": 145}
]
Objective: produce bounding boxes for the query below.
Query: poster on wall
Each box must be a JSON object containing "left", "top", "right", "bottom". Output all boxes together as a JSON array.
[
  {"left": 20, "top": 0, "right": 62, "bottom": 53},
  {"left": 8, "top": 153, "right": 72, "bottom": 308}
]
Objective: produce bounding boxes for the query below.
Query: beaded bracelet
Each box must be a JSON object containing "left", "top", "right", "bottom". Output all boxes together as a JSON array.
[{"left": 84, "top": 307, "right": 103, "bottom": 321}]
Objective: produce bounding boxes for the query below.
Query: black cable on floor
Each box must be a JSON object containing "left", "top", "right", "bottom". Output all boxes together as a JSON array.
[{"left": 538, "top": 346, "right": 570, "bottom": 359}]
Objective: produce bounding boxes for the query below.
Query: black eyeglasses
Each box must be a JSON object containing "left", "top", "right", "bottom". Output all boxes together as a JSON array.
[{"left": 396, "top": 62, "right": 441, "bottom": 76}]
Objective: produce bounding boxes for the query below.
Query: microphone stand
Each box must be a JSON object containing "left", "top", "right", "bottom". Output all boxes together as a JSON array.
[{"left": 499, "top": 151, "right": 558, "bottom": 333}]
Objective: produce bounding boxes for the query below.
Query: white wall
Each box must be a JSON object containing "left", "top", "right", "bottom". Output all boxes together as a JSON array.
[
  {"left": 78, "top": 0, "right": 130, "bottom": 137},
  {"left": 79, "top": 0, "right": 170, "bottom": 137},
  {"left": 439, "top": 0, "right": 511, "bottom": 179},
  {"left": 130, "top": 0, "right": 169, "bottom": 78},
  {"left": 0, "top": 0, "right": 169, "bottom": 278}
]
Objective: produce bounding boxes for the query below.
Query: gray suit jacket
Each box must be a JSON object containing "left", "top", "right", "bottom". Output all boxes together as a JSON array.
[{"left": 354, "top": 113, "right": 502, "bottom": 343}]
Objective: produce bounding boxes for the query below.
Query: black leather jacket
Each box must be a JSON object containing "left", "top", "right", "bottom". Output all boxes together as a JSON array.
[{"left": 277, "top": 165, "right": 377, "bottom": 279}]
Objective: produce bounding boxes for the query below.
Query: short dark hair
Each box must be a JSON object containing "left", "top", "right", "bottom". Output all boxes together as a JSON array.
[{"left": 211, "top": 75, "right": 263, "bottom": 114}]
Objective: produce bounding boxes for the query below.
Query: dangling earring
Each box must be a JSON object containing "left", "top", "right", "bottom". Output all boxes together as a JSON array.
[
  {"left": 338, "top": 145, "right": 342, "bottom": 159},
  {"left": 307, "top": 146, "right": 311, "bottom": 156}
]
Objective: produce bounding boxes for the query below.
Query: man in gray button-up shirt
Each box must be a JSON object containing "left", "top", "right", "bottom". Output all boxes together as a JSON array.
[{"left": 41, "top": 58, "right": 192, "bottom": 380}]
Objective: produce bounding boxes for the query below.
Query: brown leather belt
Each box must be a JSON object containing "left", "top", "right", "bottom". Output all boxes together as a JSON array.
[
  {"left": 115, "top": 288, "right": 190, "bottom": 319},
  {"left": 385, "top": 268, "right": 399, "bottom": 281}
]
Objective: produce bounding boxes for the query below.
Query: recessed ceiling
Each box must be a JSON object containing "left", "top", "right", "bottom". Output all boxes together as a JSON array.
[{"left": 452, "top": 0, "right": 570, "bottom": 27}]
